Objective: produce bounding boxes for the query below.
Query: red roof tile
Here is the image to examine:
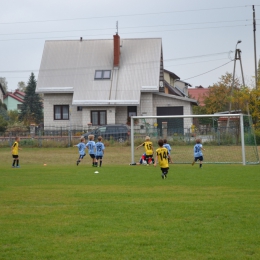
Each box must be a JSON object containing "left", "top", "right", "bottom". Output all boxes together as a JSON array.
[{"left": 188, "top": 88, "right": 209, "bottom": 106}]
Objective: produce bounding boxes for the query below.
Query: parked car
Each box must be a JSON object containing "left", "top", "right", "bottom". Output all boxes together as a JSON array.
[{"left": 83, "top": 124, "right": 130, "bottom": 142}]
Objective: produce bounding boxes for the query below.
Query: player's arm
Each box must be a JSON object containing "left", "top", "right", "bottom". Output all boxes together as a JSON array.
[
  {"left": 153, "top": 154, "right": 158, "bottom": 167},
  {"left": 11, "top": 143, "right": 15, "bottom": 153},
  {"left": 136, "top": 143, "right": 144, "bottom": 150}
]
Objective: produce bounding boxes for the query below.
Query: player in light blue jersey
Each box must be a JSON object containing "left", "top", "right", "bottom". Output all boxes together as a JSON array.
[
  {"left": 192, "top": 138, "right": 205, "bottom": 168},
  {"left": 163, "top": 139, "right": 173, "bottom": 163},
  {"left": 95, "top": 136, "right": 105, "bottom": 167},
  {"left": 74, "top": 137, "right": 86, "bottom": 166},
  {"left": 86, "top": 135, "right": 96, "bottom": 167}
]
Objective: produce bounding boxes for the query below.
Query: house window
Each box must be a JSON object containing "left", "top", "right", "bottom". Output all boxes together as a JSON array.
[
  {"left": 77, "top": 106, "right": 82, "bottom": 111},
  {"left": 17, "top": 104, "right": 23, "bottom": 110},
  {"left": 54, "top": 105, "right": 69, "bottom": 120},
  {"left": 94, "top": 70, "right": 111, "bottom": 80},
  {"left": 91, "top": 110, "right": 106, "bottom": 125}
]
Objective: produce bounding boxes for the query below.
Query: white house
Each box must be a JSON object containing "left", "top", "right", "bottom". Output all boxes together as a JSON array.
[{"left": 36, "top": 34, "right": 197, "bottom": 131}]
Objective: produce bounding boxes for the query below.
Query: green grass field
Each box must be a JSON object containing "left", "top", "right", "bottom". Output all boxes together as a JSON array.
[{"left": 0, "top": 147, "right": 260, "bottom": 259}]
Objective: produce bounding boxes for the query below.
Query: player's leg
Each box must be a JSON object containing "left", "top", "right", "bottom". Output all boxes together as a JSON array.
[
  {"left": 77, "top": 155, "right": 81, "bottom": 166},
  {"left": 12, "top": 155, "right": 16, "bottom": 168},
  {"left": 99, "top": 157, "right": 103, "bottom": 167},
  {"left": 199, "top": 156, "right": 203, "bottom": 168},
  {"left": 16, "top": 155, "right": 20, "bottom": 167},
  {"left": 192, "top": 157, "right": 197, "bottom": 166}
]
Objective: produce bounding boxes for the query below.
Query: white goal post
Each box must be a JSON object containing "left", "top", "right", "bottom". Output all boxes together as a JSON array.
[{"left": 130, "top": 114, "right": 259, "bottom": 166}]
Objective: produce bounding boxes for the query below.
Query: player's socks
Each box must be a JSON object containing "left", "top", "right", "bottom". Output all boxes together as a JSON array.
[
  {"left": 16, "top": 160, "right": 19, "bottom": 166},
  {"left": 100, "top": 161, "right": 102, "bottom": 167},
  {"left": 12, "top": 160, "right": 16, "bottom": 166},
  {"left": 200, "top": 164, "right": 202, "bottom": 168}
]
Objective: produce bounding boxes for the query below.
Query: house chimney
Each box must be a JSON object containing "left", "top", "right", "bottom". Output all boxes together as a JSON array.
[{"left": 113, "top": 33, "right": 120, "bottom": 67}]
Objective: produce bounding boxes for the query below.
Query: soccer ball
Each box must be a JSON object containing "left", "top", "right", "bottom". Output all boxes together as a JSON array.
[
  {"left": 142, "top": 160, "right": 147, "bottom": 165},
  {"left": 94, "top": 171, "right": 99, "bottom": 174}
]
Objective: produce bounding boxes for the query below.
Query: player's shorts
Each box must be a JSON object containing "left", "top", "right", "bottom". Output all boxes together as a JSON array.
[
  {"left": 96, "top": 156, "right": 103, "bottom": 160},
  {"left": 12, "top": 155, "right": 18, "bottom": 159},
  {"left": 89, "top": 154, "right": 95, "bottom": 159},
  {"left": 194, "top": 156, "right": 203, "bottom": 162},
  {"left": 160, "top": 167, "right": 169, "bottom": 174},
  {"left": 79, "top": 153, "right": 86, "bottom": 159}
]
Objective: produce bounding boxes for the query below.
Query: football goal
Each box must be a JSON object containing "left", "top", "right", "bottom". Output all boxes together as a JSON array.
[{"left": 130, "top": 114, "right": 259, "bottom": 165}]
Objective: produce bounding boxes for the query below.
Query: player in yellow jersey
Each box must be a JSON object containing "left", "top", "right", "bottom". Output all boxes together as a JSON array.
[
  {"left": 136, "top": 136, "right": 154, "bottom": 164},
  {"left": 154, "top": 139, "right": 169, "bottom": 179},
  {"left": 11, "top": 136, "right": 22, "bottom": 168}
]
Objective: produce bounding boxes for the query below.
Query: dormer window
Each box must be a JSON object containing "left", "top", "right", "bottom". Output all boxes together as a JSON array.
[{"left": 95, "top": 70, "right": 111, "bottom": 80}]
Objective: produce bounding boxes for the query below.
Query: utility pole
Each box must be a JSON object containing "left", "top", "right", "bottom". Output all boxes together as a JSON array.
[
  {"left": 227, "top": 40, "right": 245, "bottom": 130},
  {"left": 253, "top": 5, "right": 257, "bottom": 89}
]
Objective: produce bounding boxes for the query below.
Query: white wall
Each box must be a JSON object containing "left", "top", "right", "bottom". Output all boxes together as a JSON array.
[{"left": 43, "top": 93, "right": 82, "bottom": 128}]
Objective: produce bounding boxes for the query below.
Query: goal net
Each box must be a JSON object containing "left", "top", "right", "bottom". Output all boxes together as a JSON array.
[{"left": 130, "top": 114, "right": 259, "bottom": 165}]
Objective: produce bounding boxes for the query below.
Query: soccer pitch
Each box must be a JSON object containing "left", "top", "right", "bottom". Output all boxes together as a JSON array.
[{"left": 0, "top": 147, "right": 260, "bottom": 260}]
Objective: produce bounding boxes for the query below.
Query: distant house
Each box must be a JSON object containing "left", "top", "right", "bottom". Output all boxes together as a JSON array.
[
  {"left": 4, "top": 89, "right": 25, "bottom": 111},
  {"left": 0, "top": 83, "right": 5, "bottom": 103},
  {"left": 188, "top": 86, "right": 209, "bottom": 106},
  {"left": 36, "top": 34, "right": 197, "bottom": 131},
  {"left": 164, "top": 69, "right": 191, "bottom": 97}
]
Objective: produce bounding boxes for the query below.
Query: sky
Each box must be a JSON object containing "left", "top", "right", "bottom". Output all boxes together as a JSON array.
[{"left": 0, "top": 0, "right": 259, "bottom": 91}]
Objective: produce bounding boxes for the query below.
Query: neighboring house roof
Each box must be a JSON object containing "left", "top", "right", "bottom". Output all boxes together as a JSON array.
[
  {"left": 164, "top": 80, "right": 185, "bottom": 97},
  {"left": 14, "top": 90, "right": 25, "bottom": 99},
  {"left": 155, "top": 92, "right": 198, "bottom": 106},
  {"left": 4, "top": 92, "right": 24, "bottom": 103},
  {"left": 163, "top": 69, "right": 180, "bottom": 80},
  {"left": 188, "top": 87, "right": 209, "bottom": 106},
  {"left": 37, "top": 37, "right": 162, "bottom": 106}
]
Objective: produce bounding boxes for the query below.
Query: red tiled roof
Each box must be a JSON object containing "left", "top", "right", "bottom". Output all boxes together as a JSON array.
[
  {"left": 188, "top": 88, "right": 209, "bottom": 106},
  {"left": 4, "top": 92, "right": 24, "bottom": 103},
  {"left": 14, "top": 90, "right": 25, "bottom": 97}
]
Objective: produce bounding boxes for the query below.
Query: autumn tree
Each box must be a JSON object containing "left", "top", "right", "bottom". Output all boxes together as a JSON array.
[
  {"left": 203, "top": 72, "right": 240, "bottom": 114},
  {"left": 19, "top": 73, "right": 43, "bottom": 125}
]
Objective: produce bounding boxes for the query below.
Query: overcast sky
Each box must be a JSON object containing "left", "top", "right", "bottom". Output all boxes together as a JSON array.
[{"left": 0, "top": 0, "right": 259, "bottom": 91}]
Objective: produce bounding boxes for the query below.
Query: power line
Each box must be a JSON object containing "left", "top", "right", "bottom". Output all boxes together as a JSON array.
[
  {"left": 0, "top": 19, "right": 253, "bottom": 36},
  {"left": 182, "top": 61, "right": 233, "bottom": 81},
  {"left": 0, "top": 5, "right": 248, "bottom": 25},
  {"left": 0, "top": 23, "right": 255, "bottom": 42}
]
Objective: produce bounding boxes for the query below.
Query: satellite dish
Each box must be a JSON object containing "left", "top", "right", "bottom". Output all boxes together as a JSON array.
[{"left": 159, "top": 81, "right": 163, "bottom": 87}]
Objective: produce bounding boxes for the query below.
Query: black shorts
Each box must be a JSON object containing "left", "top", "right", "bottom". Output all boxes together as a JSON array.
[
  {"left": 89, "top": 154, "right": 96, "bottom": 159},
  {"left": 12, "top": 155, "right": 18, "bottom": 159},
  {"left": 96, "top": 156, "right": 103, "bottom": 160},
  {"left": 194, "top": 156, "right": 203, "bottom": 162},
  {"left": 160, "top": 167, "right": 169, "bottom": 174},
  {"left": 79, "top": 154, "right": 86, "bottom": 159}
]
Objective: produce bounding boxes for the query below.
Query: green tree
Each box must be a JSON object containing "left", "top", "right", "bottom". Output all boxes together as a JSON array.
[
  {"left": 0, "top": 115, "right": 8, "bottom": 132},
  {"left": 19, "top": 73, "right": 43, "bottom": 125},
  {"left": 8, "top": 110, "right": 19, "bottom": 124}
]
